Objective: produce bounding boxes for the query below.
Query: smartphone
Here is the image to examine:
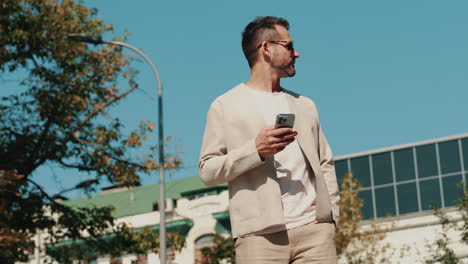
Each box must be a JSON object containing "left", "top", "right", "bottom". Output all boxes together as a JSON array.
[{"left": 275, "top": 113, "right": 295, "bottom": 128}]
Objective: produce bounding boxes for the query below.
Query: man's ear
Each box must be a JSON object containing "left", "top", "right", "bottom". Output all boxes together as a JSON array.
[
  {"left": 260, "top": 41, "right": 272, "bottom": 63},
  {"left": 260, "top": 41, "right": 269, "bottom": 53}
]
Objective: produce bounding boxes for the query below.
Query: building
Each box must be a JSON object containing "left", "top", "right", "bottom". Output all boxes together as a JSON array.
[
  {"left": 26, "top": 133, "right": 468, "bottom": 263},
  {"left": 335, "top": 133, "right": 467, "bottom": 220},
  {"left": 334, "top": 133, "right": 468, "bottom": 263}
]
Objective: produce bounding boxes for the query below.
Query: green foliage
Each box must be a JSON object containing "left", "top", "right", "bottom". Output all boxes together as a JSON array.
[
  {"left": 200, "top": 234, "right": 235, "bottom": 264},
  {"left": 426, "top": 184, "right": 467, "bottom": 264},
  {"left": 0, "top": 171, "right": 35, "bottom": 263},
  {"left": 335, "top": 172, "right": 364, "bottom": 256},
  {"left": 0, "top": 0, "right": 182, "bottom": 262},
  {"left": 336, "top": 173, "right": 403, "bottom": 264}
]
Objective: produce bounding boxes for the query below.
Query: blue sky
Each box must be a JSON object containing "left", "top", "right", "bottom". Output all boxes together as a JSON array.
[{"left": 3, "top": 0, "right": 468, "bottom": 197}]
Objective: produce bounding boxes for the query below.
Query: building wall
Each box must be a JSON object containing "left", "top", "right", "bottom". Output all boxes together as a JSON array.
[
  {"left": 335, "top": 135, "right": 468, "bottom": 220},
  {"left": 22, "top": 134, "right": 468, "bottom": 264},
  {"left": 338, "top": 209, "right": 467, "bottom": 263},
  {"left": 24, "top": 186, "right": 467, "bottom": 264},
  {"left": 170, "top": 190, "right": 230, "bottom": 264}
]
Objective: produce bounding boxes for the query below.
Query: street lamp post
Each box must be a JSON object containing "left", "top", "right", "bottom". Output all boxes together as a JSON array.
[{"left": 67, "top": 34, "right": 168, "bottom": 264}]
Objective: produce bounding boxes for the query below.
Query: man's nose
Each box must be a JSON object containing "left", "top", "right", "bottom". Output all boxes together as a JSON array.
[{"left": 293, "top": 49, "right": 300, "bottom": 58}]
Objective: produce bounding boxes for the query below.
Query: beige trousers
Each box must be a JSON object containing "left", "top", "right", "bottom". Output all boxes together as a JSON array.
[{"left": 235, "top": 222, "right": 337, "bottom": 264}]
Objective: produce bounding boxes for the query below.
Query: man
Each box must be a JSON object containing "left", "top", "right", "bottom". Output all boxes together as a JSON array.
[{"left": 198, "top": 16, "right": 339, "bottom": 264}]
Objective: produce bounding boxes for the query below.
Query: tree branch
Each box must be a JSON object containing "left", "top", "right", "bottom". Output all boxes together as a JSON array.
[
  {"left": 25, "top": 178, "right": 65, "bottom": 208},
  {"left": 55, "top": 178, "right": 99, "bottom": 197},
  {"left": 77, "top": 83, "right": 138, "bottom": 130},
  {"left": 72, "top": 135, "right": 146, "bottom": 169},
  {"left": 57, "top": 159, "right": 96, "bottom": 171},
  {"left": 27, "top": 118, "right": 52, "bottom": 173},
  {"left": 30, "top": 54, "right": 40, "bottom": 68}
]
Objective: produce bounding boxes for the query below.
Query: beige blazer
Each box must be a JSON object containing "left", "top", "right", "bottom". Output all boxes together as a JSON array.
[{"left": 199, "top": 84, "right": 340, "bottom": 238}]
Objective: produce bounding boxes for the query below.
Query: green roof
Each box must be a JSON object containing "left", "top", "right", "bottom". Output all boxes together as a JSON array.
[
  {"left": 62, "top": 176, "right": 226, "bottom": 218},
  {"left": 48, "top": 219, "right": 194, "bottom": 256},
  {"left": 213, "top": 211, "right": 231, "bottom": 231}
]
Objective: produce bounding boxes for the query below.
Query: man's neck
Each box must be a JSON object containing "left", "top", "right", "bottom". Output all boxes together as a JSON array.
[{"left": 245, "top": 66, "right": 281, "bottom": 93}]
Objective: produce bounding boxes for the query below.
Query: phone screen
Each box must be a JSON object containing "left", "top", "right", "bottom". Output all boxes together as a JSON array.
[{"left": 275, "top": 114, "right": 295, "bottom": 128}]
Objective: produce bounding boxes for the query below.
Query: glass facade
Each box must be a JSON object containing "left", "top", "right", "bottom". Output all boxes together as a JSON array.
[
  {"left": 372, "top": 152, "right": 393, "bottom": 186},
  {"left": 397, "top": 182, "right": 419, "bottom": 214},
  {"left": 336, "top": 135, "right": 467, "bottom": 219},
  {"left": 394, "top": 148, "right": 415, "bottom": 182},
  {"left": 416, "top": 144, "right": 438, "bottom": 178},
  {"left": 439, "top": 140, "right": 461, "bottom": 174},
  {"left": 351, "top": 156, "right": 371, "bottom": 188},
  {"left": 335, "top": 159, "right": 348, "bottom": 184},
  {"left": 462, "top": 138, "right": 468, "bottom": 172},
  {"left": 375, "top": 186, "right": 396, "bottom": 217},
  {"left": 358, "top": 190, "right": 374, "bottom": 219},
  {"left": 443, "top": 174, "right": 463, "bottom": 206},
  {"left": 419, "top": 179, "right": 442, "bottom": 210}
]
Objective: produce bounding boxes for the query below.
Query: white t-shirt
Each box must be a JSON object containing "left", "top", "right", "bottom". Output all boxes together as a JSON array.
[{"left": 246, "top": 85, "right": 317, "bottom": 234}]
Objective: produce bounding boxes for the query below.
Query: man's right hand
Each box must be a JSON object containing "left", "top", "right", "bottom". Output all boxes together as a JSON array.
[{"left": 255, "top": 126, "right": 298, "bottom": 158}]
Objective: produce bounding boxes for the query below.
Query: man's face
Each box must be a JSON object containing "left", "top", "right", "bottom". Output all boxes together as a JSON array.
[{"left": 269, "top": 25, "right": 300, "bottom": 78}]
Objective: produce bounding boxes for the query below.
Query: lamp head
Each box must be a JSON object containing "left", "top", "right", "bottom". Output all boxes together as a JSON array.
[{"left": 67, "top": 33, "right": 103, "bottom": 44}]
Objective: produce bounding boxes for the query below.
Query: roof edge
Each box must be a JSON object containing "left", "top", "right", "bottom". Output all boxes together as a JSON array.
[{"left": 335, "top": 132, "right": 468, "bottom": 160}]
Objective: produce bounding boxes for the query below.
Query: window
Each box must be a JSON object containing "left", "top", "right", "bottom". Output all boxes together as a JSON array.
[
  {"left": 351, "top": 156, "right": 371, "bottom": 188},
  {"left": 358, "top": 190, "right": 374, "bottom": 219},
  {"left": 375, "top": 186, "right": 396, "bottom": 217},
  {"left": 194, "top": 191, "right": 215, "bottom": 199},
  {"left": 394, "top": 148, "right": 416, "bottom": 182},
  {"left": 439, "top": 140, "right": 461, "bottom": 174},
  {"left": 443, "top": 175, "right": 463, "bottom": 206},
  {"left": 416, "top": 144, "right": 438, "bottom": 178},
  {"left": 397, "top": 182, "right": 419, "bottom": 214},
  {"left": 419, "top": 179, "right": 441, "bottom": 210},
  {"left": 462, "top": 138, "right": 468, "bottom": 172},
  {"left": 194, "top": 234, "right": 215, "bottom": 264},
  {"left": 372, "top": 152, "right": 393, "bottom": 186},
  {"left": 335, "top": 159, "right": 349, "bottom": 185}
]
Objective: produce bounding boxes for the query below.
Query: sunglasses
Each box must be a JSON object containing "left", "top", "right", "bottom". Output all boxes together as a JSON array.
[{"left": 257, "top": 40, "right": 295, "bottom": 52}]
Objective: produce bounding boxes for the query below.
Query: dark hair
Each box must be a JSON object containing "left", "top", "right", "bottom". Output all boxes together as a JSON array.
[{"left": 241, "top": 16, "right": 290, "bottom": 68}]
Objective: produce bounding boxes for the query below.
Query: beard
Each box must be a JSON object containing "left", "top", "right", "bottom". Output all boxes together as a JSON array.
[
  {"left": 273, "top": 59, "right": 296, "bottom": 77},
  {"left": 283, "top": 63, "right": 296, "bottom": 77}
]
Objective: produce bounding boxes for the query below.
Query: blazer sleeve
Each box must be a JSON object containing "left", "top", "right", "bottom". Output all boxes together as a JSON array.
[
  {"left": 198, "top": 99, "right": 264, "bottom": 187},
  {"left": 316, "top": 108, "right": 341, "bottom": 224}
]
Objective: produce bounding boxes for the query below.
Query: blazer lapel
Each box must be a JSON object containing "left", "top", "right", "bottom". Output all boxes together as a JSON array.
[{"left": 284, "top": 90, "right": 332, "bottom": 223}]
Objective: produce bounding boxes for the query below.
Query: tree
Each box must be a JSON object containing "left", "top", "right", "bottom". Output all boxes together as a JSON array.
[
  {"left": 426, "top": 184, "right": 467, "bottom": 264},
  {"left": 335, "top": 172, "right": 365, "bottom": 256},
  {"left": 199, "top": 233, "right": 235, "bottom": 264},
  {"left": 0, "top": 0, "right": 182, "bottom": 262},
  {"left": 337, "top": 172, "right": 404, "bottom": 263}
]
